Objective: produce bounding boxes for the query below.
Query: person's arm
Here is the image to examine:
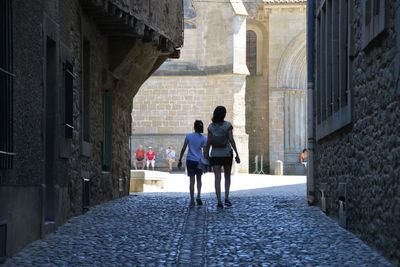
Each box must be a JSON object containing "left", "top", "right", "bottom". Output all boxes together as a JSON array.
[
  {"left": 178, "top": 142, "right": 187, "bottom": 168},
  {"left": 203, "top": 136, "right": 210, "bottom": 160},
  {"left": 228, "top": 129, "right": 240, "bottom": 163}
]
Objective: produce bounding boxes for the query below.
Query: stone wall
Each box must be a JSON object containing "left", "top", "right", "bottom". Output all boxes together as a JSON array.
[
  {"left": 313, "top": 1, "right": 400, "bottom": 264},
  {"left": 0, "top": 0, "right": 183, "bottom": 257},
  {"left": 246, "top": 76, "right": 270, "bottom": 173},
  {"left": 131, "top": 1, "right": 249, "bottom": 172},
  {"left": 267, "top": 4, "right": 307, "bottom": 174},
  {"left": 245, "top": 3, "right": 306, "bottom": 174},
  {"left": 109, "top": 0, "right": 183, "bottom": 46},
  {"left": 131, "top": 75, "right": 249, "bottom": 172}
]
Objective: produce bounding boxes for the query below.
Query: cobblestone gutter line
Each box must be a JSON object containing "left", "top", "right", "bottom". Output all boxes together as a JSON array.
[{"left": 176, "top": 199, "right": 209, "bottom": 266}]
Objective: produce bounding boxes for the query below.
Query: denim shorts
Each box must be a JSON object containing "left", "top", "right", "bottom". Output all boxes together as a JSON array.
[{"left": 186, "top": 160, "right": 203, "bottom": 177}]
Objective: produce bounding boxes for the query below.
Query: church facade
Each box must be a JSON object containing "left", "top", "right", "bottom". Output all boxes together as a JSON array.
[
  {"left": 244, "top": 0, "right": 307, "bottom": 174},
  {"left": 131, "top": 0, "right": 307, "bottom": 174}
]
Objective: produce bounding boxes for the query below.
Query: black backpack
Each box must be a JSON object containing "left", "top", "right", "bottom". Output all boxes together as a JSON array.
[{"left": 209, "top": 122, "right": 229, "bottom": 148}]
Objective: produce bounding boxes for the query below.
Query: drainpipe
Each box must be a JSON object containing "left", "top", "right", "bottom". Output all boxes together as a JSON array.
[{"left": 307, "top": 0, "right": 315, "bottom": 205}]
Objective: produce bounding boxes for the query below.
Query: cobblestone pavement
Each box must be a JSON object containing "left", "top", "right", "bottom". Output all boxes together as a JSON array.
[{"left": 4, "top": 182, "right": 393, "bottom": 266}]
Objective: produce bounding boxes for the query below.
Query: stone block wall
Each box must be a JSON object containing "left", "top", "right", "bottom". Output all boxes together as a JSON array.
[
  {"left": 245, "top": 3, "right": 306, "bottom": 174},
  {"left": 0, "top": 0, "right": 183, "bottom": 257},
  {"left": 132, "top": 75, "right": 249, "bottom": 172},
  {"left": 268, "top": 89, "right": 284, "bottom": 174},
  {"left": 313, "top": 1, "right": 400, "bottom": 264},
  {"left": 268, "top": 5, "right": 306, "bottom": 89},
  {"left": 110, "top": 0, "right": 183, "bottom": 46},
  {"left": 245, "top": 76, "right": 269, "bottom": 173}
]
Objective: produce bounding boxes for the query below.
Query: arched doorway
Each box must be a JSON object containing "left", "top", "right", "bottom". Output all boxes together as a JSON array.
[{"left": 276, "top": 32, "right": 307, "bottom": 174}]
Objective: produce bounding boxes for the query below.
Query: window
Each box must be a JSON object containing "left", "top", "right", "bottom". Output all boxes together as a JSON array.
[
  {"left": 64, "top": 60, "right": 74, "bottom": 139},
  {"left": 59, "top": 44, "right": 74, "bottom": 158},
  {"left": 0, "top": 0, "right": 14, "bottom": 169},
  {"left": 102, "top": 91, "right": 112, "bottom": 171},
  {"left": 82, "top": 39, "right": 91, "bottom": 143},
  {"left": 81, "top": 38, "right": 91, "bottom": 156},
  {"left": 363, "top": 0, "right": 386, "bottom": 48},
  {"left": 246, "top": 30, "right": 257, "bottom": 76},
  {"left": 316, "top": 0, "right": 352, "bottom": 139}
]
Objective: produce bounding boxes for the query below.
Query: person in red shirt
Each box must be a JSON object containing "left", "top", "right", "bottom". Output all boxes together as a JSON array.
[
  {"left": 133, "top": 145, "right": 145, "bottom": 170},
  {"left": 145, "top": 146, "right": 156, "bottom": 171}
]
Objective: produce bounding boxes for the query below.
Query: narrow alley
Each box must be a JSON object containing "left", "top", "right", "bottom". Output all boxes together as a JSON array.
[{"left": 4, "top": 175, "right": 392, "bottom": 266}]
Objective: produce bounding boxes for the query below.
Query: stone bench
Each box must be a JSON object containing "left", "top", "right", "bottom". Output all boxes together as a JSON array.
[{"left": 130, "top": 170, "right": 166, "bottom": 192}]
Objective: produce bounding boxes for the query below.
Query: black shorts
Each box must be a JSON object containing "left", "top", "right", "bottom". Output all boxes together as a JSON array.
[
  {"left": 209, "top": 156, "right": 233, "bottom": 166},
  {"left": 186, "top": 160, "right": 203, "bottom": 177}
]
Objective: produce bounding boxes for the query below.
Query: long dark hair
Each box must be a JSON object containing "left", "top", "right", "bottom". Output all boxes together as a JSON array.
[
  {"left": 194, "top": 120, "right": 204, "bottom": 133},
  {"left": 211, "top": 106, "right": 226, "bottom": 123}
]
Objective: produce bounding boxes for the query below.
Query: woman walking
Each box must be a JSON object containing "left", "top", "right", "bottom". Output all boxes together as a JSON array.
[
  {"left": 204, "top": 106, "right": 240, "bottom": 208},
  {"left": 178, "top": 120, "right": 208, "bottom": 207}
]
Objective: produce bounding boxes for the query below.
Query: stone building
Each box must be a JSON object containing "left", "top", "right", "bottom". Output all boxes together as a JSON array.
[
  {"left": 0, "top": 0, "right": 182, "bottom": 259},
  {"left": 131, "top": 0, "right": 307, "bottom": 174},
  {"left": 309, "top": 0, "right": 400, "bottom": 264},
  {"left": 244, "top": 0, "right": 307, "bottom": 174},
  {"left": 131, "top": 0, "right": 249, "bottom": 173}
]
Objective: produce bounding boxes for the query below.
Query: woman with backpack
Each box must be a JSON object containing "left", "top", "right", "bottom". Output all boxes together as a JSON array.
[{"left": 204, "top": 106, "right": 240, "bottom": 208}]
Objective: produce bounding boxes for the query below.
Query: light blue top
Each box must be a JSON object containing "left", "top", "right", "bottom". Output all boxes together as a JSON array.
[{"left": 185, "top": 132, "right": 207, "bottom": 162}]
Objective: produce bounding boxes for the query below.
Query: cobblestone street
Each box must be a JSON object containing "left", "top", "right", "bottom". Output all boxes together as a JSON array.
[{"left": 4, "top": 175, "right": 392, "bottom": 266}]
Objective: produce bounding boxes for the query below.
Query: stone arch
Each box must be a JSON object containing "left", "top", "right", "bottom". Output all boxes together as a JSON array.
[
  {"left": 276, "top": 31, "right": 307, "bottom": 174},
  {"left": 276, "top": 32, "right": 307, "bottom": 90}
]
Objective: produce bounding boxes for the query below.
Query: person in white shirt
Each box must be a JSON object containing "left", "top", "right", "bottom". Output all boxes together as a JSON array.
[{"left": 165, "top": 146, "right": 176, "bottom": 172}]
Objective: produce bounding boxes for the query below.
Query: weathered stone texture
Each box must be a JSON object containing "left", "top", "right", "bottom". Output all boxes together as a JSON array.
[
  {"left": 131, "top": 75, "right": 249, "bottom": 172},
  {"left": 245, "top": 3, "right": 307, "bottom": 174},
  {"left": 314, "top": 1, "right": 400, "bottom": 264},
  {"left": 0, "top": 0, "right": 183, "bottom": 258},
  {"left": 245, "top": 76, "right": 270, "bottom": 173},
  {"left": 131, "top": 1, "right": 249, "bottom": 172},
  {"left": 109, "top": 0, "right": 183, "bottom": 46}
]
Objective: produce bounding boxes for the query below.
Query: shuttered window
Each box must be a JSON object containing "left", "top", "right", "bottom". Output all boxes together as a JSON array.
[
  {"left": 82, "top": 39, "right": 91, "bottom": 143},
  {"left": 0, "top": 0, "right": 14, "bottom": 169},
  {"left": 64, "top": 61, "right": 74, "bottom": 139},
  {"left": 362, "top": 0, "right": 386, "bottom": 48},
  {"left": 102, "top": 91, "right": 112, "bottom": 171},
  {"left": 316, "top": 0, "right": 352, "bottom": 139}
]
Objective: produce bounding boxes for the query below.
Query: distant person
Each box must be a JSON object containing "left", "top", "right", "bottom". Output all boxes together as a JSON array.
[
  {"left": 145, "top": 146, "right": 156, "bottom": 171},
  {"left": 178, "top": 120, "right": 208, "bottom": 207},
  {"left": 133, "top": 145, "right": 145, "bottom": 170},
  {"left": 165, "top": 146, "right": 176, "bottom": 172},
  {"left": 300, "top": 148, "right": 308, "bottom": 170},
  {"left": 204, "top": 106, "right": 240, "bottom": 209}
]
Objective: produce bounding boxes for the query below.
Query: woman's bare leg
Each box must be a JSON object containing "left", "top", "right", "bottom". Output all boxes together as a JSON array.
[
  {"left": 213, "top": 165, "right": 222, "bottom": 205},
  {"left": 189, "top": 175, "right": 195, "bottom": 205},
  {"left": 224, "top": 163, "right": 232, "bottom": 203},
  {"left": 196, "top": 174, "right": 202, "bottom": 199}
]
